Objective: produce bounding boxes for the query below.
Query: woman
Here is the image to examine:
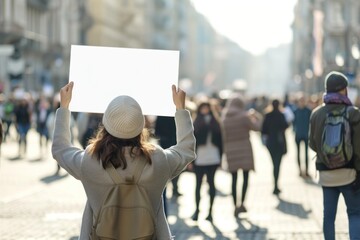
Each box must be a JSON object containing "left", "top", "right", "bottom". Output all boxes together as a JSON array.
[
  {"left": 221, "top": 95, "right": 262, "bottom": 216},
  {"left": 191, "top": 101, "right": 223, "bottom": 222},
  {"left": 261, "top": 99, "right": 289, "bottom": 195},
  {"left": 14, "top": 97, "right": 32, "bottom": 157},
  {"left": 52, "top": 82, "right": 196, "bottom": 239},
  {"left": 35, "top": 96, "right": 51, "bottom": 155}
]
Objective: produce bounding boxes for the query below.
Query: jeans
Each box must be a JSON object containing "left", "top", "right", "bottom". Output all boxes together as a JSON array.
[
  {"left": 295, "top": 136, "right": 309, "bottom": 174},
  {"left": 322, "top": 184, "right": 360, "bottom": 240}
]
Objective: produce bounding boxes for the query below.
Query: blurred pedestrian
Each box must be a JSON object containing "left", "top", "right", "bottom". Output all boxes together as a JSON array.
[
  {"left": 80, "top": 112, "right": 103, "bottom": 149},
  {"left": 261, "top": 99, "right": 289, "bottom": 195},
  {"left": 309, "top": 71, "right": 360, "bottom": 240},
  {"left": 14, "top": 97, "right": 32, "bottom": 157},
  {"left": 0, "top": 94, "right": 4, "bottom": 128},
  {"left": 293, "top": 93, "right": 312, "bottom": 177},
  {"left": 35, "top": 95, "right": 51, "bottom": 156},
  {"left": 0, "top": 118, "right": 3, "bottom": 146},
  {"left": 283, "top": 93, "right": 295, "bottom": 125},
  {"left": 191, "top": 101, "right": 223, "bottom": 222},
  {"left": 221, "top": 95, "right": 263, "bottom": 216},
  {"left": 52, "top": 82, "right": 196, "bottom": 239},
  {"left": 0, "top": 118, "right": 2, "bottom": 160},
  {"left": 2, "top": 96, "right": 15, "bottom": 142}
]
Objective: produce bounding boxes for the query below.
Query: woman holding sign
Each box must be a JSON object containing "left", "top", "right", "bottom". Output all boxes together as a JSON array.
[{"left": 52, "top": 82, "right": 196, "bottom": 239}]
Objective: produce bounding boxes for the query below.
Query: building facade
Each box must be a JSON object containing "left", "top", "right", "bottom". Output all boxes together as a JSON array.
[
  {"left": 0, "top": 0, "right": 82, "bottom": 94},
  {"left": 292, "top": 0, "right": 360, "bottom": 94},
  {"left": 1, "top": 0, "right": 251, "bottom": 97}
]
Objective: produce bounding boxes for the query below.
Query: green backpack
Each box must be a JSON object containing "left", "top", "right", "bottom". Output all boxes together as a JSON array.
[
  {"left": 91, "top": 159, "right": 155, "bottom": 240},
  {"left": 321, "top": 106, "right": 353, "bottom": 169}
]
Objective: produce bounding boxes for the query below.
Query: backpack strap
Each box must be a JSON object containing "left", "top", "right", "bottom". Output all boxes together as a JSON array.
[
  {"left": 133, "top": 158, "right": 147, "bottom": 184},
  {"left": 106, "top": 157, "right": 147, "bottom": 184},
  {"left": 106, "top": 164, "right": 123, "bottom": 184}
]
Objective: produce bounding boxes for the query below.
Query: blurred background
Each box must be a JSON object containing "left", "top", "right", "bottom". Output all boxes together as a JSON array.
[{"left": 0, "top": 0, "right": 359, "bottom": 99}]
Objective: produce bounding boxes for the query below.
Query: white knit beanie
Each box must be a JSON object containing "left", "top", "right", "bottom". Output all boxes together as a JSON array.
[{"left": 102, "top": 95, "right": 145, "bottom": 139}]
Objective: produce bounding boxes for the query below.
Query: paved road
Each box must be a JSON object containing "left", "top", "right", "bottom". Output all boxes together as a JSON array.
[{"left": 0, "top": 128, "right": 350, "bottom": 239}]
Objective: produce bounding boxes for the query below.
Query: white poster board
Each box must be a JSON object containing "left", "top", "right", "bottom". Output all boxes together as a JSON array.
[{"left": 69, "top": 45, "right": 180, "bottom": 116}]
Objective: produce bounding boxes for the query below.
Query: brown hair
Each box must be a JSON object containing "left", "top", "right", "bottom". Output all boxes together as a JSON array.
[{"left": 88, "top": 126, "right": 155, "bottom": 169}]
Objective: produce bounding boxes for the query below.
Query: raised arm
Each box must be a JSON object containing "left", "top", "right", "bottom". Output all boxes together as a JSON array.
[{"left": 52, "top": 81, "right": 84, "bottom": 179}]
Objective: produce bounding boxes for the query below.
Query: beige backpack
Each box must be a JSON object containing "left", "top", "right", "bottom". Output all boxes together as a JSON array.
[{"left": 91, "top": 159, "right": 155, "bottom": 240}]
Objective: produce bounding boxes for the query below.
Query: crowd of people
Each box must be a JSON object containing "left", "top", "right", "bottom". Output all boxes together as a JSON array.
[{"left": 1, "top": 71, "right": 360, "bottom": 239}]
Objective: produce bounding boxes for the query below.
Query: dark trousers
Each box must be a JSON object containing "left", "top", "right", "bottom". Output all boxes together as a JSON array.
[
  {"left": 296, "top": 136, "right": 309, "bottom": 175},
  {"left": 268, "top": 149, "right": 283, "bottom": 190},
  {"left": 231, "top": 171, "right": 249, "bottom": 206},
  {"left": 193, "top": 164, "right": 218, "bottom": 216},
  {"left": 3, "top": 119, "right": 12, "bottom": 141}
]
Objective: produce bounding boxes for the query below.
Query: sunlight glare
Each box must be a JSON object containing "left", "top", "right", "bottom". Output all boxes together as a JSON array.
[{"left": 191, "top": 0, "right": 297, "bottom": 55}]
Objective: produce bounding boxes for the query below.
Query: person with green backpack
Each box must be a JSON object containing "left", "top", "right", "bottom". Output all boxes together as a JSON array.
[
  {"left": 309, "top": 71, "right": 360, "bottom": 240},
  {"left": 52, "top": 82, "right": 196, "bottom": 239}
]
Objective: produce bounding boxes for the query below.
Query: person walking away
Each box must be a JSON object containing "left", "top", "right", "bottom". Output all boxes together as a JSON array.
[
  {"left": 283, "top": 93, "right": 295, "bottom": 125},
  {"left": 52, "top": 82, "right": 196, "bottom": 239},
  {"left": 0, "top": 118, "right": 2, "bottom": 159},
  {"left": 80, "top": 113, "right": 103, "bottom": 149},
  {"left": 261, "top": 99, "right": 289, "bottom": 195},
  {"left": 293, "top": 93, "right": 312, "bottom": 177},
  {"left": 309, "top": 71, "right": 360, "bottom": 240},
  {"left": 14, "top": 97, "right": 32, "bottom": 157},
  {"left": 191, "top": 101, "right": 223, "bottom": 222},
  {"left": 0, "top": 118, "right": 3, "bottom": 146},
  {"left": 2, "top": 97, "right": 15, "bottom": 142},
  {"left": 35, "top": 96, "right": 51, "bottom": 156},
  {"left": 221, "top": 95, "right": 263, "bottom": 216}
]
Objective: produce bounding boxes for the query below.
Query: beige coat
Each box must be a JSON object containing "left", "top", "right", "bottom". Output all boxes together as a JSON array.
[
  {"left": 221, "top": 97, "right": 262, "bottom": 172},
  {"left": 52, "top": 108, "right": 196, "bottom": 240}
]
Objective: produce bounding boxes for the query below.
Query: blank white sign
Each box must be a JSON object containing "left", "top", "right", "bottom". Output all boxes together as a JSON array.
[{"left": 68, "top": 45, "right": 180, "bottom": 116}]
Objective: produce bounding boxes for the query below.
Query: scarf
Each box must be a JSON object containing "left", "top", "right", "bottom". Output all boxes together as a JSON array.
[{"left": 323, "top": 92, "right": 352, "bottom": 106}]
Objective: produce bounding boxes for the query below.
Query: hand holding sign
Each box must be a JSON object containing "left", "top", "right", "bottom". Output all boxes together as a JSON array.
[
  {"left": 172, "top": 84, "right": 186, "bottom": 110},
  {"left": 60, "top": 81, "right": 74, "bottom": 109}
]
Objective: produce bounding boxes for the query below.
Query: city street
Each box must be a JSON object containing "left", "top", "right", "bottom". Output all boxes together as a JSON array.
[{"left": 0, "top": 127, "right": 350, "bottom": 240}]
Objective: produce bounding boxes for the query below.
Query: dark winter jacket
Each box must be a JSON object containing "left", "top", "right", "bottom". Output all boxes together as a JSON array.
[{"left": 261, "top": 109, "right": 288, "bottom": 155}]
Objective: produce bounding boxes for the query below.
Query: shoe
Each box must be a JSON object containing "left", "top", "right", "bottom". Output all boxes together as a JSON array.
[
  {"left": 234, "top": 205, "right": 247, "bottom": 216},
  {"left": 234, "top": 208, "right": 239, "bottom": 217},
  {"left": 206, "top": 214, "right": 213, "bottom": 222},
  {"left": 238, "top": 205, "right": 247, "bottom": 213},
  {"left": 273, "top": 188, "right": 281, "bottom": 195},
  {"left": 173, "top": 191, "right": 182, "bottom": 197},
  {"left": 191, "top": 211, "right": 199, "bottom": 221}
]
